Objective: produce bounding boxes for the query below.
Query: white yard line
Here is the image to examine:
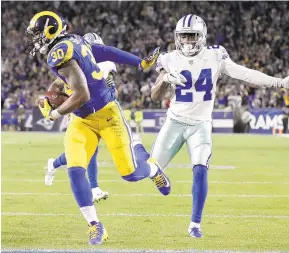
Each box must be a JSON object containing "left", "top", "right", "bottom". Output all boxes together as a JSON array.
[
  {"left": 2, "top": 163, "right": 236, "bottom": 173},
  {"left": 2, "top": 179, "right": 289, "bottom": 185},
  {"left": 1, "top": 249, "right": 288, "bottom": 253},
  {"left": 1, "top": 192, "right": 289, "bottom": 198},
  {"left": 177, "top": 181, "right": 289, "bottom": 184},
  {"left": 3, "top": 179, "right": 88, "bottom": 182},
  {"left": 111, "top": 193, "right": 289, "bottom": 198},
  {"left": 2, "top": 212, "right": 289, "bottom": 219}
]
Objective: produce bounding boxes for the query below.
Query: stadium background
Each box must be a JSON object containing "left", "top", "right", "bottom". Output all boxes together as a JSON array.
[
  {"left": 2, "top": 1, "right": 289, "bottom": 252},
  {"left": 2, "top": 1, "right": 289, "bottom": 133}
]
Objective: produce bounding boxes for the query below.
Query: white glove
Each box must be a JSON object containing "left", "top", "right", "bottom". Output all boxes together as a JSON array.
[
  {"left": 163, "top": 71, "right": 187, "bottom": 89},
  {"left": 281, "top": 76, "right": 289, "bottom": 89}
]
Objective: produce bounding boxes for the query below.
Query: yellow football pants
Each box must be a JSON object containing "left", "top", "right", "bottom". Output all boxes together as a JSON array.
[{"left": 64, "top": 101, "right": 137, "bottom": 176}]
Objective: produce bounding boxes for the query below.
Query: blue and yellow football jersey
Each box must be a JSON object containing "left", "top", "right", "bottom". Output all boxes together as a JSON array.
[
  {"left": 46, "top": 35, "right": 139, "bottom": 176},
  {"left": 47, "top": 34, "right": 114, "bottom": 118}
]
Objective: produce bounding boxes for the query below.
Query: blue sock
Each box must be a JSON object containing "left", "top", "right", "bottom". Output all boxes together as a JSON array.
[
  {"left": 53, "top": 153, "right": 67, "bottom": 168},
  {"left": 68, "top": 167, "right": 93, "bottom": 207},
  {"left": 87, "top": 148, "right": 98, "bottom": 189},
  {"left": 191, "top": 165, "right": 208, "bottom": 223},
  {"left": 134, "top": 144, "right": 150, "bottom": 161},
  {"left": 122, "top": 144, "right": 150, "bottom": 182}
]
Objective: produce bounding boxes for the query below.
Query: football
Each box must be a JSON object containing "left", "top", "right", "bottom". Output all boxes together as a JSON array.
[{"left": 39, "top": 91, "right": 69, "bottom": 109}]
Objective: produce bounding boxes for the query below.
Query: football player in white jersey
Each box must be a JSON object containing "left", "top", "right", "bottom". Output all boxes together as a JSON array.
[
  {"left": 151, "top": 14, "right": 289, "bottom": 238},
  {"left": 45, "top": 33, "right": 117, "bottom": 203}
]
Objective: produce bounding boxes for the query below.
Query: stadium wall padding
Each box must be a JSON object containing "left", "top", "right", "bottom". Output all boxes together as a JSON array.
[{"left": 1, "top": 108, "right": 286, "bottom": 134}]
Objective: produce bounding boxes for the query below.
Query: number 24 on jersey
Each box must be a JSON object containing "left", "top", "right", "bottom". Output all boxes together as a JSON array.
[{"left": 175, "top": 69, "right": 213, "bottom": 102}]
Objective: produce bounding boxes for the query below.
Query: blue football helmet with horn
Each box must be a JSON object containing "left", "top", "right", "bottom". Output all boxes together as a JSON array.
[{"left": 26, "top": 11, "right": 67, "bottom": 56}]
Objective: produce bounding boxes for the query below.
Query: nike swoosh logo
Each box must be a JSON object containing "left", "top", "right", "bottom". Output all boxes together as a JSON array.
[{"left": 107, "top": 117, "right": 113, "bottom": 122}]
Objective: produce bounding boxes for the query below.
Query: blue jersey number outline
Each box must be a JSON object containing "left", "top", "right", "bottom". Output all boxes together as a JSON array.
[
  {"left": 175, "top": 69, "right": 213, "bottom": 102},
  {"left": 207, "top": 45, "right": 220, "bottom": 49}
]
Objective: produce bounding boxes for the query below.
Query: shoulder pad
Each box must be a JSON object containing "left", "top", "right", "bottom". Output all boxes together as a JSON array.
[
  {"left": 156, "top": 51, "right": 168, "bottom": 73},
  {"left": 207, "top": 45, "right": 230, "bottom": 60},
  {"left": 69, "top": 34, "right": 84, "bottom": 45},
  {"left": 219, "top": 45, "right": 230, "bottom": 60},
  {"left": 155, "top": 51, "right": 174, "bottom": 73},
  {"left": 47, "top": 40, "right": 74, "bottom": 68}
]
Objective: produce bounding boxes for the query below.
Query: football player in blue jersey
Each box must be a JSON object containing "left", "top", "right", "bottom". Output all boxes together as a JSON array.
[
  {"left": 45, "top": 33, "right": 118, "bottom": 204},
  {"left": 26, "top": 11, "right": 170, "bottom": 245}
]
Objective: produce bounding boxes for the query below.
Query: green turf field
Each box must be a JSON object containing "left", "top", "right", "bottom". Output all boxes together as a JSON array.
[{"left": 2, "top": 132, "right": 289, "bottom": 252}]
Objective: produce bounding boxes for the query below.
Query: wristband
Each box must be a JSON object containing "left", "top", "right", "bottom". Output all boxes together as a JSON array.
[{"left": 50, "top": 110, "right": 62, "bottom": 120}]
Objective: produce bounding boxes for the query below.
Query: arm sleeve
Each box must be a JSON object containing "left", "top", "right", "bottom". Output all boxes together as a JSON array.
[
  {"left": 90, "top": 44, "right": 141, "bottom": 66},
  {"left": 155, "top": 53, "right": 169, "bottom": 73},
  {"left": 221, "top": 47, "right": 282, "bottom": 88}
]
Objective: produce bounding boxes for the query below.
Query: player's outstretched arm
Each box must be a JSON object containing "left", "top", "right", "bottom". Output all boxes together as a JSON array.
[
  {"left": 223, "top": 57, "right": 289, "bottom": 89},
  {"left": 90, "top": 44, "right": 159, "bottom": 70},
  {"left": 53, "top": 60, "right": 90, "bottom": 117}
]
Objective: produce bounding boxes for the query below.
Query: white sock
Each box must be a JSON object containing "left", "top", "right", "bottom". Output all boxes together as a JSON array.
[
  {"left": 189, "top": 221, "right": 201, "bottom": 229},
  {"left": 80, "top": 206, "right": 99, "bottom": 224},
  {"left": 149, "top": 162, "right": 158, "bottom": 178}
]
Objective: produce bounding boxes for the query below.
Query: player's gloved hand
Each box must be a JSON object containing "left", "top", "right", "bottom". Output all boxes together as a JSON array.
[
  {"left": 38, "top": 98, "right": 61, "bottom": 120},
  {"left": 140, "top": 47, "right": 160, "bottom": 70},
  {"left": 281, "top": 76, "right": 289, "bottom": 89},
  {"left": 163, "top": 71, "right": 187, "bottom": 89}
]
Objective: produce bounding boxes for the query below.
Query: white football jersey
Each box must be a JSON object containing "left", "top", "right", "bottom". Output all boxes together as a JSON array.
[
  {"left": 98, "top": 61, "right": 117, "bottom": 79},
  {"left": 156, "top": 45, "right": 282, "bottom": 124}
]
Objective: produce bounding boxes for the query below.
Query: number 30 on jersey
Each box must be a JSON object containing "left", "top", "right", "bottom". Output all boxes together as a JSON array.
[{"left": 175, "top": 69, "right": 213, "bottom": 102}]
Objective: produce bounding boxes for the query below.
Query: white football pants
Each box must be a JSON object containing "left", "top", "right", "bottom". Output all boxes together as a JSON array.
[{"left": 151, "top": 117, "right": 212, "bottom": 169}]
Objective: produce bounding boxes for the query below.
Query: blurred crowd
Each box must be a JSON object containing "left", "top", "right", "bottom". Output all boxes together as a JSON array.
[{"left": 2, "top": 1, "right": 289, "bottom": 117}]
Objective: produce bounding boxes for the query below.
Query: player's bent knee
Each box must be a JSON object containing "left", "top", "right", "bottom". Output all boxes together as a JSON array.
[{"left": 192, "top": 144, "right": 212, "bottom": 168}]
